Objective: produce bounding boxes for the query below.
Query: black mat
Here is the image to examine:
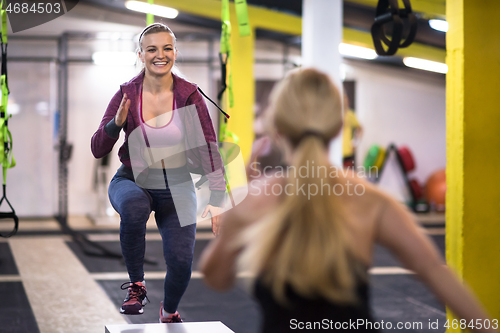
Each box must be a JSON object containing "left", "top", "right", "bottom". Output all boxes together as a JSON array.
[
  {"left": 97, "top": 274, "right": 447, "bottom": 333},
  {"left": 0, "top": 282, "right": 40, "bottom": 333},
  {"left": 73, "top": 232, "right": 448, "bottom": 333},
  {"left": 68, "top": 235, "right": 445, "bottom": 274},
  {"left": 370, "top": 235, "right": 445, "bottom": 268},
  {"left": 370, "top": 275, "right": 446, "bottom": 333},
  {"left": 66, "top": 239, "right": 211, "bottom": 273},
  {"left": 0, "top": 243, "right": 18, "bottom": 275},
  {"left": 66, "top": 240, "right": 165, "bottom": 273}
]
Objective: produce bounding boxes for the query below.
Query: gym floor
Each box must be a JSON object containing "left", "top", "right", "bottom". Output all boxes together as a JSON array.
[{"left": 0, "top": 213, "right": 446, "bottom": 333}]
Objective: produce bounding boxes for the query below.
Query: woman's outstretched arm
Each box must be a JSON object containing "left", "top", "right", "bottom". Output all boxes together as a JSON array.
[
  {"left": 199, "top": 202, "right": 248, "bottom": 291},
  {"left": 91, "top": 89, "right": 128, "bottom": 158},
  {"left": 376, "top": 194, "right": 497, "bottom": 332},
  {"left": 200, "top": 177, "right": 278, "bottom": 290}
]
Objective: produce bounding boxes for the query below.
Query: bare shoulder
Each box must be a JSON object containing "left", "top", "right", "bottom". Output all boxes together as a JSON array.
[
  {"left": 341, "top": 171, "right": 417, "bottom": 229},
  {"left": 334, "top": 168, "right": 398, "bottom": 225},
  {"left": 222, "top": 173, "right": 282, "bottom": 228},
  {"left": 338, "top": 168, "right": 385, "bottom": 201},
  {"left": 245, "top": 173, "right": 283, "bottom": 213}
]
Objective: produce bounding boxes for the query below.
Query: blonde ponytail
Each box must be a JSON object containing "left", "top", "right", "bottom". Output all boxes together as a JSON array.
[{"left": 239, "top": 68, "right": 363, "bottom": 305}]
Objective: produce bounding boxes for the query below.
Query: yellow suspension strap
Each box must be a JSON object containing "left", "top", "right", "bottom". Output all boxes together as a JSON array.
[
  {"left": 218, "top": 0, "right": 250, "bottom": 130},
  {"left": 234, "top": 0, "right": 251, "bottom": 37},
  {"left": 217, "top": 0, "right": 249, "bottom": 111},
  {"left": 217, "top": 0, "right": 249, "bottom": 206},
  {"left": 218, "top": 0, "right": 233, "bottom": 109},
  {"left": 146, "top": 0, "right": 154, "bottom": 25},
  {"left": 0, "top": 0, "right": 18, "bottom": 238}
]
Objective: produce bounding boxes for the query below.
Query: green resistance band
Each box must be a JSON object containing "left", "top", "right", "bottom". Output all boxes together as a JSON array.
[
  {"left": 219, "top": 119, "right": 239, "bottom": 145},
  {"left": 146, "top": 0, "right": 154, "bottom": 25},
  {"left": 0, "top": 3, "right": 14, "bottom": 179},
  {"left": 0, "top": 75, "right": 14, "bottom": 181},
  {"left": 220, "top": 0, "right": 234, "bottom": 108},
  {"left": 1, "top": 0, "right": 5, "bottom": 45},
  {"left": 0, "top": 1, "right": 18, "bottom": 238},
  {"left": 220, "top": 0, "right": 250, "bottom": 109},
  {"left": 234, "top": 0, "right": 250, "bottom": 37},
  {"left": 219, "top": 116, "right": 239, "bottom": 192},
  {"left": 219, "top": 0, "right": 250, "bottom": 191}
]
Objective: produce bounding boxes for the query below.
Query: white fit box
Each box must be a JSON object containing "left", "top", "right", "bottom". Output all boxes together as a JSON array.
[{"left": 105, "top": 321, "right": 235, "bottom": 333}]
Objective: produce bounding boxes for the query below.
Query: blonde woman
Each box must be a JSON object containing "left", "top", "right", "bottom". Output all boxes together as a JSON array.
[{"left": 199, "top": 69, "right": 496, "bottom": 332}]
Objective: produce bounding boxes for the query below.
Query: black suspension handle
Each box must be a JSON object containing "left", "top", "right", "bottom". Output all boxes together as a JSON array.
[{"left": 0, "top": 185, "right": 19, "bottom": 238}]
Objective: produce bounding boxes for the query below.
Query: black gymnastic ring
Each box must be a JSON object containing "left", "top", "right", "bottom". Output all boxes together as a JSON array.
[
  {"left": 0, "top": 212, "right": 18, "bottom": 238},
  {"left": 371, "top": 14, "right": 403, "bottom": 56},
  {"left": 392, "top": 0, "right": 417, "bottom": 48},
  {"left": 371, "top": 0, "right": 401, "bottom": 56},
  {"left": 371, "top": 0, "right": 417, "bottom": 56}
]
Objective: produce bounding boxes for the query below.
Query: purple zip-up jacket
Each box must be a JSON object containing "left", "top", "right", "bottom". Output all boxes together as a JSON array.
[{"left": 91, "top": 71, "right": 226, "bottom": 207}]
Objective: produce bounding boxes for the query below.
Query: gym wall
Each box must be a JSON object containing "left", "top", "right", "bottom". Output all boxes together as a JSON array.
[
  {"left": 5, "top": 19, "right": 445, "bottom": 217},
  {"left": 345, "top": 60, "right": 446, "bottom": 198}
]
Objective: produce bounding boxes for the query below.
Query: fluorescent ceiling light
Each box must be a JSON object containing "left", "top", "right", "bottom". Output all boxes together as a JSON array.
[
  {"left": 403, "top": 57, "right": 448, "bottom": 74},
  {"left": 7, "top": 103, "right": 20, "bottom": 115},
  {"left": 106, "top": 207, "right": 115, "bottom": 217},
  {"left": 92, "top": 52, "right": 137, "bottom": 66},
  {"left": 429, "top": 19, "right": 448, "bottom": 32},
  {"left": 96, "top": 32, "right": 135, "bottom": 40},
  {"left": 339, "top": 43, "right": 377, "bottom": 60},
  {"left": 340, "top": 63, "right": 347, "bottom": 81},
  {"left": 125, "top": 1, "right": 178, "bottom": 19},
  {"left": 96, "top": 32, "right": 112, "bottom": 40},
  {"left": 36, "top": 101, "right": 49, "bottom": 116}
]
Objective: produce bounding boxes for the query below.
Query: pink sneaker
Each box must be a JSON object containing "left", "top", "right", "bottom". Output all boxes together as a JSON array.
[
  {"left": 159, "top": 302, "right": 183, "bottom": 323},
  {"left": 120, "top": 281, "right": 149, "bottom": 315}
]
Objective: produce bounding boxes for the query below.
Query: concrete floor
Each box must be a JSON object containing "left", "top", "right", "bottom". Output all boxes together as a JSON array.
[{"left": 0, "top": 213, "right": 447, "bottom": 333}]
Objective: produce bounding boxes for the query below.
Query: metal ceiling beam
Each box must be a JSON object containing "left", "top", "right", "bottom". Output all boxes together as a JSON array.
[
  {"left": 155, "top": 0, "right": 302, "bottom": 35},
  {"left": 155, "top": 0, "right": 445, "bottom": 62},
  {"left": 344, "top": 27, "right": 445, "bottom": 62},
  {"left": 345, "top": 0, "right": 446, "bottom": 19}
]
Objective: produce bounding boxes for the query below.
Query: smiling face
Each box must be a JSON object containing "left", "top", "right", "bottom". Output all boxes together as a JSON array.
[{"left": 139, "top": 32, "right": 177, "bottom": 77}]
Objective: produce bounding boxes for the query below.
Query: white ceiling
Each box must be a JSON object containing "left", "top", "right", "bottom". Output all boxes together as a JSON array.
[{"left": 9, "top": 2, "right": 212, "bottom": 37}]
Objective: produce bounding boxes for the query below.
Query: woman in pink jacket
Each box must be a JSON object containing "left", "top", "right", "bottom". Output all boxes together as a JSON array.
[{"left": 91, "top": 23, "right": 226, "bottom": 323}]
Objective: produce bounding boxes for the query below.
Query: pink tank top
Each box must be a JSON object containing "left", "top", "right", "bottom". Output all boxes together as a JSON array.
[{"left": 139, "top": 89, "right": 184, "bottom": 148}]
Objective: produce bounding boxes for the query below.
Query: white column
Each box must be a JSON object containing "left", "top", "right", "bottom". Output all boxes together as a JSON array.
[{"left": 302, "top": 0, "right": 343, "bottom": 166}]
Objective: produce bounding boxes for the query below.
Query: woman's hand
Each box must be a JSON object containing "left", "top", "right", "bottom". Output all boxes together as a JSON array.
[
  {"left": 202, "top": 205, "right": 222, "bottom": 236},
  {"left": 115, "top": 93, "right": 131, "bottom": 127}
]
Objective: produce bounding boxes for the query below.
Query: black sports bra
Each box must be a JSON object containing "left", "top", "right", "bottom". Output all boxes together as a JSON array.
[{"left": 254, "top": 277, "right": 379, "bottom": 333}]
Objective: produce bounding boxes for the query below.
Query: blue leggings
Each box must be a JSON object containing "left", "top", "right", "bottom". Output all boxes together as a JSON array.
[{"left": 108, "top": 164, "right": 197, "bottom": 313}]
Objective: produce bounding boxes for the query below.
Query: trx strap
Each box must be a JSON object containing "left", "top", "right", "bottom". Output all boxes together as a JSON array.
[
  {"left": 234, "top": 0, "right": 251, "bottom": 37},
  {"left": 219, "top": 0, "right": 234, "bottom": 108},
  {"left": 218, "top": 0, "right": 249, "bottom": 125},
  {"left": 192, "top": 88, "right": 230, "bottom": 190},
  {"left": 217, "top": 0, "right": 249, "bottom": 107},
  {"left": 198, "top": 87, "right": 230, "bottom": 120},
  {"left": 217, "top": 53, "right": 229, "bottom": 103},
  {"left": 146, "top": 0, "right": 154, "bottom": 25},
  {"left": 218, "top": 0, "right": 249, "bottom": 109},
  {"left": 371, "top": 0, "right": 417, "bottom": 56},
  {"left": 217, "top": 0, "right": 249, "bottom": 204},
  {"left": 218, "top": 0, "right": 243, "bottom": 146},
  {"left": 0, "top": 0, "right": 17, "bottom": 238}
]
